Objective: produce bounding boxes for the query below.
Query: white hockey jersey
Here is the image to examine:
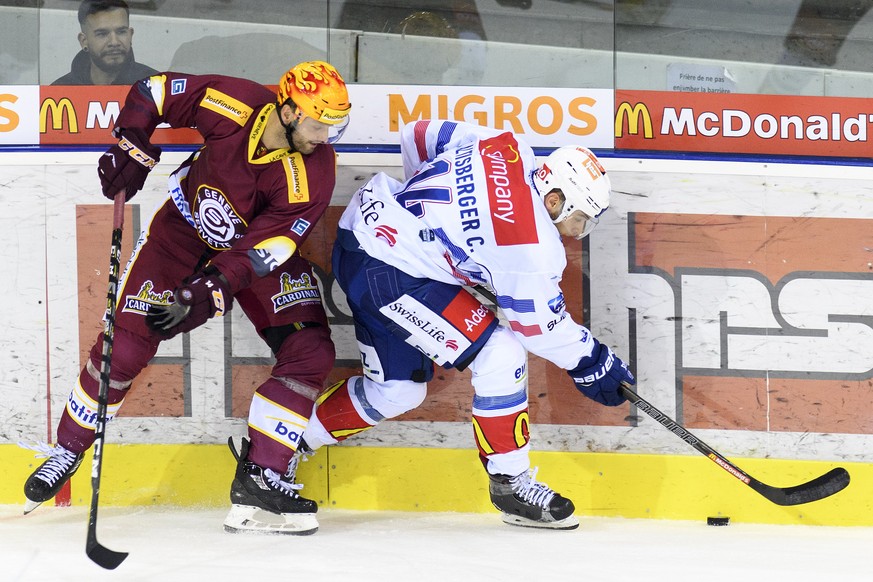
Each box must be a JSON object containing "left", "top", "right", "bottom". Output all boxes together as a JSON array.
[{"left": 338, "top": 120, "right": 596, "bottom": 370}]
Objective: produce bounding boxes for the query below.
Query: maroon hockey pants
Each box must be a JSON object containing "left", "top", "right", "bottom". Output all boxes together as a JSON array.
[{"left": 56, "top": 201, "right": 334, "bottom": 473}]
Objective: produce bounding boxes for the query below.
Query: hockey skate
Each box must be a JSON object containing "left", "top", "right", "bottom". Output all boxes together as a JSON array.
[
  {"left": 489, "top": 467, "right": 579, "bottom": 530},
  {"left": 22, "top": 442, "right": 84, "bottom": 515},
  {"left": 223, "top": 437, "right": 318, "bottom": 535}
]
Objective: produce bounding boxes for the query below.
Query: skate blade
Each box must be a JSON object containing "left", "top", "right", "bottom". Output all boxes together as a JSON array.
[
  {"left": 500, "top": 513, "right": 580, "bottom": 530},
  {"left": 23, "top": 499, "right": 44, "bottom": 515},
  {"left": 223, "top": 504, "right": 318, "bottom": 535}
]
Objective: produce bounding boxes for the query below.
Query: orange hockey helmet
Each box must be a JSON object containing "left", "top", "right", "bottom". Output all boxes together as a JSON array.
[{"left": 277, "top": 61, "right": 351, "bottom": 143}]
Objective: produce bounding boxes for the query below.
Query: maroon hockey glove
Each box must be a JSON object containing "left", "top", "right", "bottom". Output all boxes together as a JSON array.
[
  {"left": 97, "top": 128, "right": 161, "bottom": 201},
  {"left": 567, "top": 339, "right": 634, "bottom": 406},
  {"left": 146, "top": 270, "right": 232, "bottom": 336}
]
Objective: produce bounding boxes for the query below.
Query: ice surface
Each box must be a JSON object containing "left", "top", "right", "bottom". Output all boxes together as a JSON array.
[{"left": 2, "top": 505, "right": 871, "bottom": 582}]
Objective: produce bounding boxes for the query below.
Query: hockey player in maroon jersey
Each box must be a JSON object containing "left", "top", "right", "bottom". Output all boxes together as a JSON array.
[{"left": 23, "top": 61, "right": 350, "bottom": 535}]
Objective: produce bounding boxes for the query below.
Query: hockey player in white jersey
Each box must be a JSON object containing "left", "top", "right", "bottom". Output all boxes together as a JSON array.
[{"left": 304, "top": 119, "right": 635, "bottom": 529}]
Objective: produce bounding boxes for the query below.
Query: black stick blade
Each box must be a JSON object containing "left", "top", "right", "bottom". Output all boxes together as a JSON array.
[
  {"left": 86, "top": 535, "right": 128, "bottom": 570},
  {"left": 751, "top": 467, "right": 851, "bottom": 506},
  {"left": 86, "top": 542, "right": 128, "bottom": 570}
]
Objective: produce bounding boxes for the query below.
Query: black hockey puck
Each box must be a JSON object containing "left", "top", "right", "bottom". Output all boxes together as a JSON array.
[{"left": 707, "top": 516, "right": 730, "bottom": 526}]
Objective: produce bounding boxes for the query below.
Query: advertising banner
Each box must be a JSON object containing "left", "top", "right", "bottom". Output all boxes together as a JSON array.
[
  {"left": 6, "top": 85, "right": 873, "bottom": 158},
  {"left": 0, "top": 85, "right": 39, "bottom": 145},
  {"left": 342, "top": 85, "right": 614, "bottom": 150},
  {"left": 39, "top": 85, "right": 201, "bottom": 145},
  {"left": 615, "top": 89, "right": 873, "bottom": 158},
  {"left": 1, "top": 84, "right": 614, "bottom": 150},
  {"left": 630, "top": 212, "right": 873, "bottom": 435}
]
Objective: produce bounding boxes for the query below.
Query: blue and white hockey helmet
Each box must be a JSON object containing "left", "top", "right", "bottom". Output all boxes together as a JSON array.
[{"left": 533, "top": 146, "right": 611, "bottom": 238}]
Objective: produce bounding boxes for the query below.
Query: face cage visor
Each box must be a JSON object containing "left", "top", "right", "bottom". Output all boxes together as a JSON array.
[
  {"left": 554, "top": 207, "right": 600, "bottom": 240},
  {"left": 283, "top": 100, "right": 351, "bottom": 146},
  {"left": 293, "top": 110, "right": 350, "bottom": 145},
  {"left": 324, "top": 114, "right": 350, "bottom": 144}
]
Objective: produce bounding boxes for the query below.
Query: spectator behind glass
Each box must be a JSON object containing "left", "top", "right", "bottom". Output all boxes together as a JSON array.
[
  {"left": 781, "top": 0, "right": 873, "bottom": 68},
  {"left": 52, "top": 0, "right": 157, "bottom": 85}
]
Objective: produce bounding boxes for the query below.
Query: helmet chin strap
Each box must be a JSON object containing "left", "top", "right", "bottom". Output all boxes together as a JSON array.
[{"left": 531, "top": 175, "right": 561, "bottom": 223}]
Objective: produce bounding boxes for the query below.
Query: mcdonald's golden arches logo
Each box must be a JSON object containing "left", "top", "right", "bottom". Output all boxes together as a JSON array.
[
  {"left": 40, "top": 97, "right": 78, "bottom": 133},
  {"left": 615, "top": 101, "right": 653, "bottom": 139}
]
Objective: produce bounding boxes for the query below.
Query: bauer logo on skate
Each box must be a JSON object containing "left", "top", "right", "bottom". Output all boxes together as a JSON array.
[{"left": 121, "top": 280, "right": 174, "bottom": 315}]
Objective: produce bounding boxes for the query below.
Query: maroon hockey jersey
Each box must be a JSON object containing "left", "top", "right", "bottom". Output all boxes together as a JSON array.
[{"left": 114, "top": 72, "right": 337, "bottom": 292}]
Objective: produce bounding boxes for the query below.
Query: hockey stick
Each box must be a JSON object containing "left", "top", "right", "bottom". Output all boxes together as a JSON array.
[
  {"left": 86, "top": 191, "right": 129, "bottom": 570},
  {"left": 621, "top": 384, "right": 850, "bottom": 506},
  {"left": 469, "top": 286, "right": 850, "bottom": 504}
]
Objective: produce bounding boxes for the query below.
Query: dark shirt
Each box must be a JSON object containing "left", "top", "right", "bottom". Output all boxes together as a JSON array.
[{"left": 51, "top": 49, "right": 159, "bottom": 85}]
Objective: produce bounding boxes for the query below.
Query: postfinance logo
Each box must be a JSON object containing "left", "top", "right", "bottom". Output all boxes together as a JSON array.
[
  {"left": 200, "top": 88, "right": 252, "bottom": 127},
  {"left": 615, "top": 101, "right": 653, "bottom": 138}
]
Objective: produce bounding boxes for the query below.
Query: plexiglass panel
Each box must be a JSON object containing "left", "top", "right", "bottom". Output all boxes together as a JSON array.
[
  {"left": 1, "top": 0, "right": 869, "bottom": 95},
  {"left": 0, "top": 0, "right": 40, "bottom": 84},
  {"left": 614, "top": 0, "right": 873, "bottom": 96}
]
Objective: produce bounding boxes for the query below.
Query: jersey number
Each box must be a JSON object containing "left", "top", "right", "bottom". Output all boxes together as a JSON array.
[{"left": 394, "top": 159, "right": 452, "bottom": 218}]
